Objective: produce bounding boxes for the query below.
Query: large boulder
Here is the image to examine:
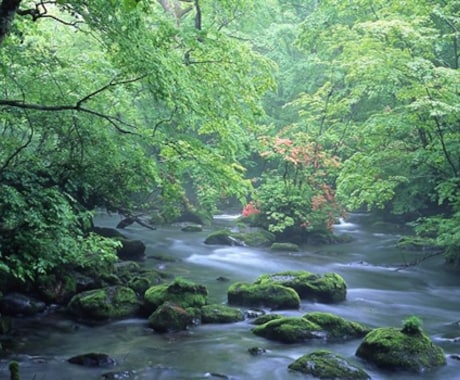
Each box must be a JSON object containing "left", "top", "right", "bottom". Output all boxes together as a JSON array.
[
  {"left": 143, "top": 278, "right": 208, "bottom": 314},
  {"left": 200, "top": 304, "right": 244, "bottom": 324},
  {"left": 252, "top": 317, "right": 323, "bottom": 343},
  {"left": 227, "top": 282, "right": 300, "bottom": 310},
  {"left": 148, "top": 302, "right": 193, "bottom": 333},
  {"left": 356, "top": 327, "right": 446, "bottom": 372},
  {"left": 289, "top": 350, "right": 370, "bottom": 379},
  {"left": 67, "top": 286, "right": 140, "bottom": 320},
  {"left": 255, "top": 271, "right": 347, "bottom": 303},
  {"left": 303, "top": 312, "right": 370, "bottom": 340}
]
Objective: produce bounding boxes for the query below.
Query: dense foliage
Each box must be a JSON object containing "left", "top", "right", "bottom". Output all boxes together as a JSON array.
[{"left": 0, "top": 0, "right": 458, "bottom": 284}]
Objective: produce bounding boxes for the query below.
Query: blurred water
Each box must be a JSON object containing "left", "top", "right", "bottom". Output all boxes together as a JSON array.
[{"left": 0, "top": 212, "right": 459, "bottom": 380}]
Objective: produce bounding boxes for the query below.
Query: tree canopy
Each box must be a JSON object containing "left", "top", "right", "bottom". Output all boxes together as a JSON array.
[{"left": 1, "top": 0, "right": 459, "bottom": 283}]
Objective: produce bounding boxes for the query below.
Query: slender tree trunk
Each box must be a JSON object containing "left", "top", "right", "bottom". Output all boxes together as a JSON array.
[{"left": 0, "top": 0, "right": 21, "bottom": 46}]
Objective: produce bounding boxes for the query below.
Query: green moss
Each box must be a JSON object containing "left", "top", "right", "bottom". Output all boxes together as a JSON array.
[
  {"left": 255, "top": 271, "right": 347, "bottom": 303},
  {"left": 252, "top": 317, "right": 322, "bottom": 343},
  {"left": 67, "top": 286, "right": 139, "bottom": 320},
  {"left": 227, "top": 282, "right": 300, "bottom": 310},
  {"left": 289, "top": 350, "right": 370, "bottom": 379},
  {"left": 9, "top": 361, "right": 20, "bottom": 380},
  {"left": 233, "top": 229, "right": 276, "bottom": 247},
  {"left": 144, "top": 277, "right": 208, "bottom": 314},
  {"left": 200, "top": 304, "right": 244, "bottom": 323},
  {"left": 356, "top": 327, "right": 446, "bottom": 372},
  {"left": 303, "top": 312, "right": 370, "bottom": 340},
  {"left": 148, "top": 302, "right": 192, "bottom": 333},
  {"left": 252, "top": 313, "right": 283, "bottom": 325}
]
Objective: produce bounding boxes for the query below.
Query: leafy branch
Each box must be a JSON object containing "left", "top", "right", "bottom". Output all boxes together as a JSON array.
[
  {"left": 17, "top": 0, "right": 82, "bottom": 27},
  {"left": 0, "top": 75, "right": 146, "bottom": 134}
]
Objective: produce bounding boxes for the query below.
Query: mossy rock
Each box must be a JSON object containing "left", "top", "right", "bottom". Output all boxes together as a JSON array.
[
  {"left": 356, "top": 327, "right": 446, "bottom": 372},
  {"left": 227, "top": 282, "right": 300, "bottom": 310},
  {"left": 144, "top": 277, "right": 208, "bottom": 314},
  {"left": 270, "top": 242, "right": 300, "bottom": 252},
  {"left": 251, "top": 313, "right": 283, "bottom": 325},
  {"left": 67, "top": 286, "right": 140, "bottom": 320},
  {"left": 204, "top": 229, "right": 243, "bottom": 246},
  {"left": 181, "top": 224, "right": 203, "bottom": 232},
  {"left": 234, "top": 229, "right": 276, "bottom": 247},
  {"left": 289, "top": 350, "right": 370, "bottom": 379},
  {"left": 114, "top": 261, "right": 142, "bottom": 280},
  {"left": 252, "top": 317, "right": 322, "bottom": 343},
  {"left": 256, "top": 271, "right": 347, "bottom": 303},
  {"left": 303, "top": 312, "right": 370, "bottom": 340},
  {"left": 200, "top": 304, "right": 244, "bottom": 324},
  {"left": 148, "top": 302, "right": 193, "bottom": 333},
  {"left": 204, "top": 229, "right": 275, "bottom": 247}
]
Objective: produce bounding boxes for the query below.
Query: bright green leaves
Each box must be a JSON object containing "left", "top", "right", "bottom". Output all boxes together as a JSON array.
[
  {"left": 122, "top": 0, "right": 141, "bottom": 11},
  {"left": 0, "top": 175, "right": 118, "bottom": 282}
]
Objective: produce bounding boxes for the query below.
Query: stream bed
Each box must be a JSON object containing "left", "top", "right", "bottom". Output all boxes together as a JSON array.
[{"left": 0, "top": 212, "right": 459, "bottom": 379}]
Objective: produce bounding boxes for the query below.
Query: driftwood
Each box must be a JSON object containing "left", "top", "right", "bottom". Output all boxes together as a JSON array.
[{"left": 116, "top": 215, "right": 156, "bottom": 230}]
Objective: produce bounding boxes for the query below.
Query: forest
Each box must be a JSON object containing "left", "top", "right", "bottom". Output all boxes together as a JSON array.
[{"left": 0, "top": 0, "right": 459, "bottom": 285}]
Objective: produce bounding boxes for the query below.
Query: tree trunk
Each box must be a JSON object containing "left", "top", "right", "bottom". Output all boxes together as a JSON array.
[{"left": 0, "top": 0, "right": 21, "bottom": 45}]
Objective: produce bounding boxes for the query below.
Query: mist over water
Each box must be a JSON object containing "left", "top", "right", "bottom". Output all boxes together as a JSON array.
[{"left": 1, "top": 213, "right": 459, "bottom": 380}]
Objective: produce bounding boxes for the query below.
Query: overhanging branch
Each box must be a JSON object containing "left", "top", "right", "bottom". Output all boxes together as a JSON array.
[{"left": 0, "top": 75, "right": 147, "bottom": 134}]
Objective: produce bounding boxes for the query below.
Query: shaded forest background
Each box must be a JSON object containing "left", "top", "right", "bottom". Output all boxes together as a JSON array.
[{"left": 0, "top": 0, "right": 459, "bottom": 284}]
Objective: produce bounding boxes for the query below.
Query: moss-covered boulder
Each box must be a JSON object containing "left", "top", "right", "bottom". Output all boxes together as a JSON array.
[
  {"left": 200, "top": 304, "right": 244, "bottom": 324},
  {"left": 289, "top": 350, "right": 370, "bottom": 379},
  {"left": 204, "top": 228, "right": 275, "bottom": 247},
  {"left": 227, "top": 282, "right": 300, "bottom": 310},
  {"left": 67, "top": 286, "right": 140, "bottom": 320},
  {"left": 252, "top": 317, "right": 323, "bottom": 343},
  {"left": 251, "top": 313, "right": 283, "bottom": 325},
  {"left": 148, "top": 302, "right": 193, "bottom": 333},
  {"left": 144, "top": 277, "right": 208, "bottom": 314},
  {"left": 181, "top": 224, "right": 203, "bottom": 232},
  {"left": 303, "top": 312, "right": 370, "bottom": 340},
  {"left": 255, "top": 271, "right": 347, "bottom": 303},
  {"left": 356, "top": 327, "right": 446, "bottom": 372}
]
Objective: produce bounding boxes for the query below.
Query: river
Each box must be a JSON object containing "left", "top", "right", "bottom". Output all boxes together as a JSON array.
[{"left": 0, "top": 212, "right": 459, "bottom": 379}]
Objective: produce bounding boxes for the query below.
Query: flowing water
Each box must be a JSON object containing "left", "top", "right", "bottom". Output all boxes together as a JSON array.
[{"left": 1, "top": 213, "right": 459, "bottom": 380}]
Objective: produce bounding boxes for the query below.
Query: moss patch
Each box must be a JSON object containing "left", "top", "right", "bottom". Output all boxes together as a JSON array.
[
  {"left": 227, "top": 282, "right": 300, "bottom": 310},
  {"left": 256, "top": 270, "right": 347, "bottom": 303},
  {"left": 144, "top": 277, "right": 208, "bottom": 314},
  {"left": 356, "top": 327, "right": 446, "bottom": 372},
  {"left": 252, "top": 317, "right": 323, "bottom": 343},
  {"left": 289, "top": 350, "right": 370, "bottom": 379},
  {"left": 200, "top": 304, "right": 244, "bottom": 324},
  {"left": 67, "top": 286, "right": 140, "bottom": 320},
  {"left": 303, "top": 312, "right": 370, "bottom": 340}
]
